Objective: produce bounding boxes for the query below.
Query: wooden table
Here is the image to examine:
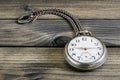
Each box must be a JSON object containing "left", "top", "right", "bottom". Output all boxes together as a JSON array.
[{"left": 0, "top": 0, "right": 120, "bottom": 80}]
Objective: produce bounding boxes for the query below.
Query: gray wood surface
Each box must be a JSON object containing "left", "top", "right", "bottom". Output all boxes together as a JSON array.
[
  {"left": 0, "top": 48, "right": 119, "bottom": 80},
  {"left": 0, "top": 0, "right": 120, "bottom": 19},
  {"left": 0, "top": 20, "right": 119, "bottom": 46},
  {"left": 0, "top": 0, "right": 119, "bottom": 46},
  {"left": 0, "top": 0, "right": 120, "bottom": 80}
]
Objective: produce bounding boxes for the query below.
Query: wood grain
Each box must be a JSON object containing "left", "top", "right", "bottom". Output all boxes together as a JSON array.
[
  {"left": 0, "top": 48, "right": 119, "bottom": 80},
  {"left": 0, "top": 0, "right": 119, "bottom": 46},
  {"left": 0, "top": 0, "right": 120, "bottom": 19},
  {"left": 0, "top": 20, "right": 119, "bottom": 46},
  {"left": 0, "top": 0, "right": 119, "bottom": 80}
]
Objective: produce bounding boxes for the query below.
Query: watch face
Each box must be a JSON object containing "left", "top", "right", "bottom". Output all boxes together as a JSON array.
[{"left": 67, "top": 36, "right": 104, "bottom": 63}]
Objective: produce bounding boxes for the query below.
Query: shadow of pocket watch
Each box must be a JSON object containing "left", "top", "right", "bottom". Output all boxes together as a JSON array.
[{"left": 17, "top": 6, "right": 107, "bottom": 70}]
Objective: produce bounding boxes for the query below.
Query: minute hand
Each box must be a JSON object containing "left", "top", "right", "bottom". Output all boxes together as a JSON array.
[{"left": 75, "top": 47, "right": 96, "bottom": 50}]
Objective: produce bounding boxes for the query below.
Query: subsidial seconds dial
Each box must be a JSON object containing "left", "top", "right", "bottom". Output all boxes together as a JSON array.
[{"left": 65, "top": 36, "right": 107, "bottom": 70}]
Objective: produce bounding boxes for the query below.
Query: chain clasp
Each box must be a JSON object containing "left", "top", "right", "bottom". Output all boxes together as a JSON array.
[{"left": 17, "top": 14, "right": 33, "bottom": 24}]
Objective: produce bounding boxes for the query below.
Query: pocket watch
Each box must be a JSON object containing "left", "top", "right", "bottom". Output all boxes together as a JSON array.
[
  {"left": 64, "top": 30, "right": 107, "bottom": 70},
  {"left": 17, "top": 6, "right": 107, "bottom": 70}
]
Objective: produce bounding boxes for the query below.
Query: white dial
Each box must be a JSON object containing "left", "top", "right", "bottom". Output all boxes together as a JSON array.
[{"left": 67, "top": 36, "right": 104, "bottom": 63}]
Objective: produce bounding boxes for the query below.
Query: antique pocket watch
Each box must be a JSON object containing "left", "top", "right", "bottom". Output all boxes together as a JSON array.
[
  {"left": 17, "top": 7, "right": 107, "bottom": 70},
  {"left": 65, "top": 31, "right": 107, "bottom": 70}
]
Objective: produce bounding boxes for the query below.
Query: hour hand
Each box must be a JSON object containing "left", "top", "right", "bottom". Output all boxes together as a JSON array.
[{"left": 75, "top": 47, "right": 87, "bottom": 50}]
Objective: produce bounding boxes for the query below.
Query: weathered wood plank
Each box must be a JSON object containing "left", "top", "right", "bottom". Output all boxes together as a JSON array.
[
  {"left": 0, "top": 20, "right": 119, "bottom": 46},
  {"left": 0, "top": 48, "right": 119, "bottom": 80},
  {"left": 0, "top": 0, "right": 119, "bottom": 80},
  {"left": 0, "top": 0, "right": 120, "bottom": 19}
]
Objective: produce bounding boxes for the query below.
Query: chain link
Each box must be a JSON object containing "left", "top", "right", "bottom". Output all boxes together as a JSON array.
[{"left": 17, "top": 6, "right": 89, "bottom": 36}]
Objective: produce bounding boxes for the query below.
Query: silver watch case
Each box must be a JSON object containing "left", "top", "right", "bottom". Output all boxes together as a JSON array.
[{"left": 64, "top": 35, "right": 107, "bottom": 70}]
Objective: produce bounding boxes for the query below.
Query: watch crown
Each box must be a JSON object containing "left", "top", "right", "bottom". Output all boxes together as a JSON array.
[{"left": 76, "top": 30, "right": 92, "bottom": 36}]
